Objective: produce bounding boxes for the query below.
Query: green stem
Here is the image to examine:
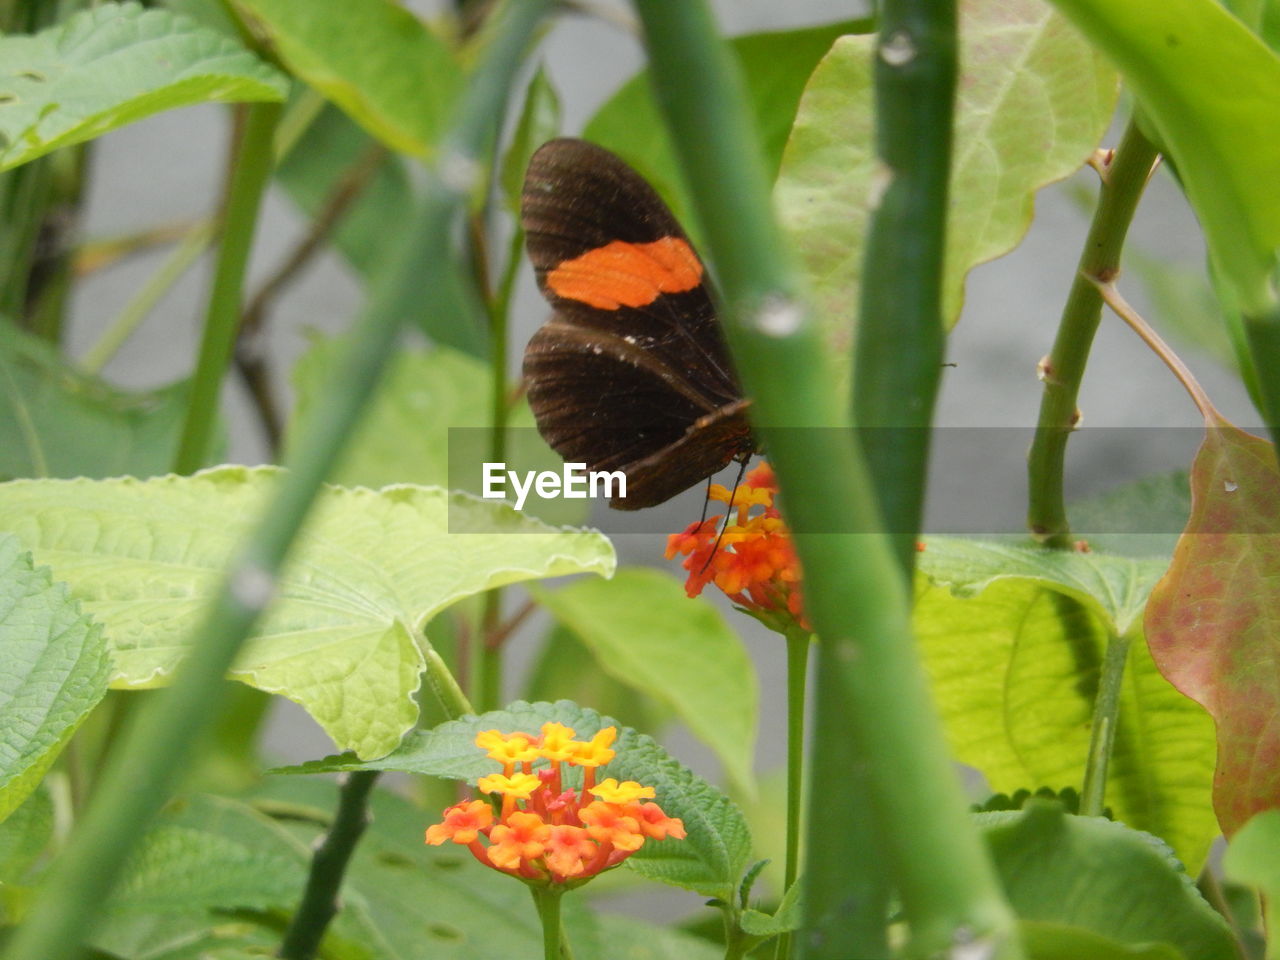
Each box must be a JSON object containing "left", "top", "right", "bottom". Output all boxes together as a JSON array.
[
  {"left": 631, "top": 2, "right": 1022, "bottom": 957},
  {"left": 1026, "top": 120, "right": 1159, "bottom": 547},
  {"left": 1080, "top": 629, "right": 1132, "bottom": 818},
  {"left": 172, "top": 102, "right": 281, "bottom": 475},
  {"left": 0, "top": 157, "right": 53, "bottom": 323},
  {"left": 423, "top": 645, "right": 475, "bottom": 720},
  {"left": 80, "top": 220, "right": 217, "bottom": 374},
  {"left": 531, "top": 886, "right": 567, "bottom": 960},
  {"left": 474, "top": 216, "right": 524, "bottom": 713},
  {"left": 853, "top": 0, "right": 955, "bottom": 572},
  {"left": 1, "top": 4, "right": 549, "bottom": 957},
  {"left": 278, "top": 770, "right": 379, "bottom": 960},
  {"left": 774, "top": 626, "right": 810, "bottom": 960}
]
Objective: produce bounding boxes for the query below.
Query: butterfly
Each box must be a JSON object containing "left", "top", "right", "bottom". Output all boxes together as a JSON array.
[{"left": 520, "top": 138, "right": 756, "bottom": 510}]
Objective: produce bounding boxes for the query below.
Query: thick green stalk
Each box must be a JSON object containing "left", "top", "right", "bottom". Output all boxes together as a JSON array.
[
  {"left": 854, "top": 0, "right": 955, "bottom": 572},
  {"left": 630, "top": 2, "right": 1022, "bottom": 957},
  {"left": 279, "top": 770, "right": 379, "bottom": 960},
  {"left": 172, "top": 102, "right": 281, "bottom": 475},
  {"left": 775, "top": 626, "right": 811, "bottom": 960},
  {"left": 531, "top": 886, "right": 566, "bottom": 960},
  {"left": 1026, "top": 120, "right": 1159, "bottom": 546},
  {"left": 1080, "top": 628, "right": 1133, "bottom": 818},
  {"left": 1, "top": 5, "right": 550, "bottom": 958}
]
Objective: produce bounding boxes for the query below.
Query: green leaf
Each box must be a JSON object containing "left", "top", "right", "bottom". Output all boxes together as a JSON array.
[
  {"left": 501, "top": 67, "right": 561, "bottom": 213},
  {"left": 1145, "top": 422, "right": 1280, "bottom": 837},
  {"left": 525, "top": 622, "right": 673, "bottom": 735},
  {"left": 229, "top": 0, "right": 461, "bottom": 157},
  {"left": 0, "top": 2, "right": 288, "bottom": 172},
  {"left": 918, "top": 537, "right": 1166, "bottom": 635},
  {"left": 287, "top": 336, "right": 584, "bottom": 522},
  {"left": 0, "top": 321, "right": 196, "bottom": 481},
  {"left": 583, "top": 19, "right": 871, "bottom": 233},
  {"left": 530, "top": 569, "right": 757, "bottom": 793},
  {"left": 1067, "top": 469, "right": 1190, "bottom": 559},
  {"left": 275, "top": 102, "right": 415, "bottom": 278},
  {"left": 915, "top": 537, "right": 1219, "bottom": 872},
  {"left": 592, "top": 915, "right": 723, "bottom": 960},
  {"left": 284, "top": 700, "right": 753, "bottom": 901},
  {"left": 776, "top": 0, "right": 1116, "bottom": 389},
  {"left": 1020, "top": 922, "right": 1184, "bottom": 960},
  {"left": 90, "top": 793, "right": 373, "bottom": 960},
  {"left": 981, "top": 802, "right": 1237, "bottom": 959},
  {"left": 0, "top": 468, "right": 615, "bottom": 759},
  {"left": 1045, "top": 0, "right": 1280, "bottom": 315},
  {"left": 0, "top": 534, "right": 109, "bottom": 823},
  {"left": 1223, "top": 810, "right": 1280, "bottom": 960},
  {"left": 287, "top": 338, "right": 491, "bottom": 489},
  {"left": 0, "top": 787, "right": 52, "bottom": 883}
]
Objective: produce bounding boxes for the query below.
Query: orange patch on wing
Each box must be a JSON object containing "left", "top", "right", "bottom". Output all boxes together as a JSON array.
[{"left": 546, "top": 237, "right": 702, "bottom": 310}]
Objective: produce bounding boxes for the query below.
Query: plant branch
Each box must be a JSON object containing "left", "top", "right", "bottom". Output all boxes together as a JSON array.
[
  {"left": 172, "top": 102, "right": 282, "bottom": 475},
  {"left": 278, "top": 770, "right": 379, "bottom": 960},
  {"left": 630, "top": 1, "right": 1022, "bottom": 957},
  {"left": 0, "top": 4, "right": 550, "bottom": 957},
  {"left": 235, "top": 142, "right": 388, "bottom": 454},
  {"left": 774, "top": 626, "right": 810, "bottom": 960},
  {"left": 1094, "top": 277, "right": 1222, "bottom": 423},
  {"left": 80, "top": 220, "right": 217, "bottom": 374},
  {"left": 1026, "top": 120, "right": 1160, "bottom": 546}
]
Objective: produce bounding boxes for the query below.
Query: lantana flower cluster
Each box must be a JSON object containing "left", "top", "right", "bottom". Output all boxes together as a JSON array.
[
  {"left": 425, "top": 723, "right": 685, "bottom": 886},
  {"left": 666, "top": 461, "right": 808, "bottom": 631}
]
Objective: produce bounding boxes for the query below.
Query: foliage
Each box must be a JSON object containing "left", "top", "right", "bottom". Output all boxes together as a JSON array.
[{"left": 0, "top": 0, "right": 1276, "bottom": 958}]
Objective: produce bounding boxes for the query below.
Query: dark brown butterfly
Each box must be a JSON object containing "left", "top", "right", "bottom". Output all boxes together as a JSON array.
[{"left": 520, "top": 138, "right": 755, "bottom": 510}]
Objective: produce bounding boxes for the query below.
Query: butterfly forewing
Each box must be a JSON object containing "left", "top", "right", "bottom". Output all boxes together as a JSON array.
[{"left": 520, "top": 138, "right": 755, "bottom": 509}]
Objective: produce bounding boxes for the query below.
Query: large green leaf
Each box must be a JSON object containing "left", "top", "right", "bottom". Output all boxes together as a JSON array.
[
  {"left": 530, "top": 568, "right": 758, "bottom": 793},
  {"left": 981, "top": 803, "right": 1236, "bottom": 960},
  {"left": 1047, "top": 0, "right": 1280, "bottom": 315},
  {"left": 0, "top": 321, "right": 196, "bottom": 481},
  {"left": 0, "top": 2, "right": 288, "bottom": 172},
  {"left": 0, "top": 468, "right": 614, "bottom": 759},
  {"left": 915, "top": 537, "right": 1219, "bottom": 872},
  {"left": 228, "top": 0, "right": 460, "bottom": 157},
  {"left": 0, "top": 534, "right": 109, "bottom": 823},
  {"left": 287, "top": 337, "right": 584, "bottom": 523},
  {"left": 275, "top": 103, "right": 416, "bottom": 278},
  {"left": 583, "top": 19, "right": 871, "bottom": 234},
  {"left": 282, "top": 700, "right": 753, "bottom": 902},
  {"left": 776, "top": 0, "right": 1116, "bottom": 389}
]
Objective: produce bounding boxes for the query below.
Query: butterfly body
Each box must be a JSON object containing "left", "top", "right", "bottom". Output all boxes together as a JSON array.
[{"left": 521, "top": 138, "right": 755, "bottom": 509}]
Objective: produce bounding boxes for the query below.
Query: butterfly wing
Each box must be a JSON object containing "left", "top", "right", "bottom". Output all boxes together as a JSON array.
[{"left": 520, "top": 138, "right": 753, "bottom": 508}]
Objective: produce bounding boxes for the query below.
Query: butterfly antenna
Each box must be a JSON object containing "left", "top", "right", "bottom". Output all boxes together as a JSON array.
[
  {"left": 699, "top": 474, "right": 713, "bottom": 525},
  {"left": 699, "top": 455, "right": 751, "bottom": 575}
]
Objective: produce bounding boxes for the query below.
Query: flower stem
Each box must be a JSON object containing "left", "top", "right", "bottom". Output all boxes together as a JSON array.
[
  {"left": 531, "top": 886, "right": 566, "bottom": 960},
  {"left": 631, "top": 1, "right": 1022, "bottom": 957},
  {"left": 1080, "top": 628, "right": 1133, "bottom": 818},
  {"left": 1026, "top": 119, "right": 1159, "bottom": 547},
  {"left": 278, "top": 770, "right": 379, "bottom": 960},
  {"left": 172, "top": 101, "right": 282, "bottom": 475},
  {"left": 0, "top": 4, "right": 550, "bottom": 957},
  {"left": 774, "top": 626, "right": 811, "bottom": 960}
]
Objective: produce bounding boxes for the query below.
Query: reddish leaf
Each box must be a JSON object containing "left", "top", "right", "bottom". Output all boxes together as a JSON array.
[{"left": 1146, "top": 420, "right": 1280, "bottom": 836}]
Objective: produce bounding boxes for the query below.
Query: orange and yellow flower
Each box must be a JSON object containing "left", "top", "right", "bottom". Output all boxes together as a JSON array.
[
  {"left": 424, "top": 722, "right": 685, "bottom": 887},
  {"left": 666, "top": 461, "right": 808, "bottom": 631}
]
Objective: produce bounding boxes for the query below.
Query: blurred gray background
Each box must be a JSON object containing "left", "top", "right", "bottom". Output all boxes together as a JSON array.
[{"left": 57, "top": 0, "right": 1252, "bottom": 910}]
